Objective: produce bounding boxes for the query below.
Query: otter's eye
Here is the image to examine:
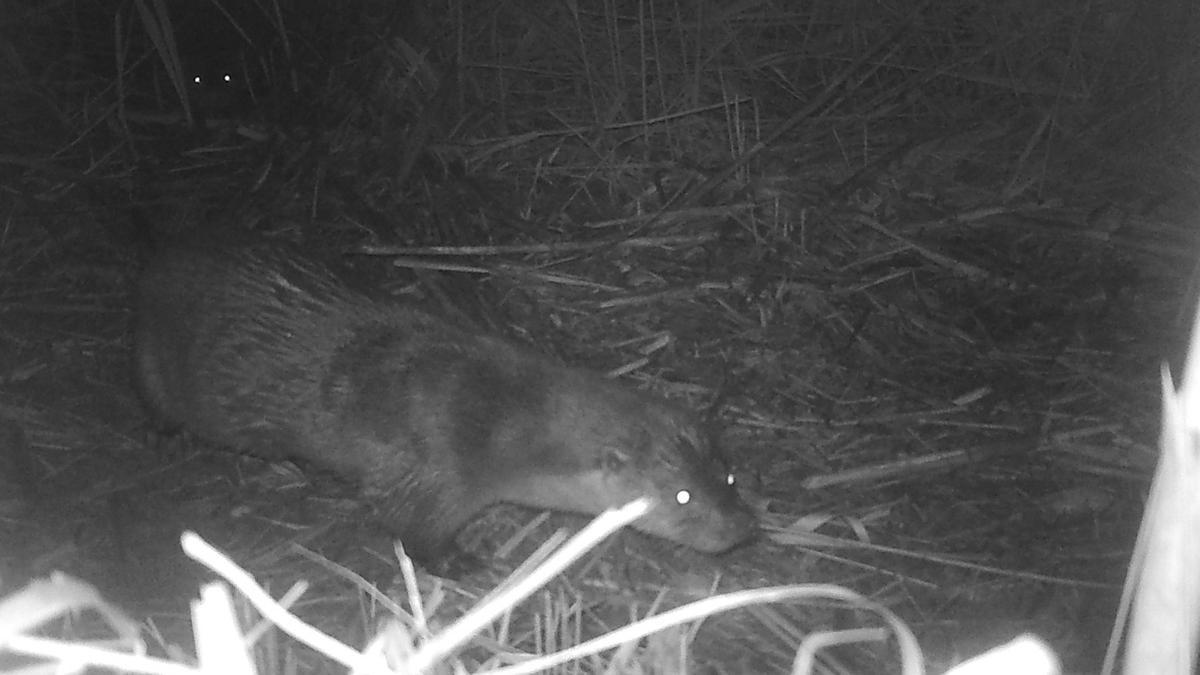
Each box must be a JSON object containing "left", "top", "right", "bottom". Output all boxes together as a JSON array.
[
  {"left": 725, "top": 472, "right": 736, "bottom": 488},
  {"left": 675, "top": 489, "right": 693, "bottom": 506}
]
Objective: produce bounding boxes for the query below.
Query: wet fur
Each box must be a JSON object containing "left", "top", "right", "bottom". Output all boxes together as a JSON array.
[{"left": 135, "top": 244, "right": 756, "bottom": 565}]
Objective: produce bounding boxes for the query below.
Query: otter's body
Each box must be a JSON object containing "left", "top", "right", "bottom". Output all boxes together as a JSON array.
[{"left": 134, "top": 244, "right": 756, "bottom": 565}]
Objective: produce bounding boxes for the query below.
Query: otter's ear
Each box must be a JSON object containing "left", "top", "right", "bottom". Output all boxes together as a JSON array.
[{"left": 600, "top": 445, "right": 632, "bottom": 472}]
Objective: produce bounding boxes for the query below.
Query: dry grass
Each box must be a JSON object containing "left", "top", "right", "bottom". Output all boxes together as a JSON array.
[{"left": 0, "top": 0, "right": 1197, "bottom": 671}]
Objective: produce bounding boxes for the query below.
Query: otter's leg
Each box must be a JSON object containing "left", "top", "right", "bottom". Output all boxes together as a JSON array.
[{"left": 377, "top": 483, "right": 489, "bottom": 578}]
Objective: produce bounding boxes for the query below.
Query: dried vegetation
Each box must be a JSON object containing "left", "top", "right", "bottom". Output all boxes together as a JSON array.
[{"left": 0, "top": 0, "right": 1197, "bottom": 671}]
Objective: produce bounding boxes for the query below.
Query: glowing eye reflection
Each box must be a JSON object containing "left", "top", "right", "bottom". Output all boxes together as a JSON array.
[
  {"left": 725, "top": 473, "right": 736, "bottom": 487},
  {"left": 675, "top": 489, "right": 692, "bottom": 505}
]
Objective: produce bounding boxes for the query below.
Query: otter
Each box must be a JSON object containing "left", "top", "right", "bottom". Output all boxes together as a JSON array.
[{"left": 134, "top": 243, "right": 756, "bottom": 570}]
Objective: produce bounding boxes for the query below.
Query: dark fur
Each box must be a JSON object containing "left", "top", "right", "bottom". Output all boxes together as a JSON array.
[{"left": 134, "top": 243, "right": 757, "bottom": 565}]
